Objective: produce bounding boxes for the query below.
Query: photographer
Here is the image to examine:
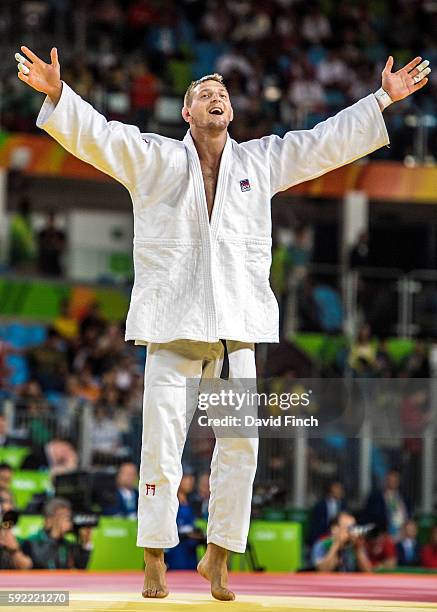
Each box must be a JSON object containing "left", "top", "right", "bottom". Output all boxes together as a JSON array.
[
  {"left": 311, "top": 512, "right": 372, "bottom": 572},
  {"left": 21, "top": 498, "right": 93, "bottom": 569},
  {"left": 0, "top": 489, "right": 32, "bottom": 569}
]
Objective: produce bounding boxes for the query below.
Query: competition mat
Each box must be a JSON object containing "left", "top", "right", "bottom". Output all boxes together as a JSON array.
[{"left": 1, "top": 570, "right": 436, "bottom": 611}]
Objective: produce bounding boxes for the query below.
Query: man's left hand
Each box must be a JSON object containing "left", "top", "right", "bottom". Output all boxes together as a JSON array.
[
  {"left": 382, "top": 56, "right": 431, "bottom": 102},
  {"left": 0, "top": 528, "right": 19, "bottom": 551}
]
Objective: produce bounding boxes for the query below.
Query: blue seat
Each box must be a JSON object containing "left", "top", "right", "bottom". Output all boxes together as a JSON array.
[
  {"left": 27, "top": 325, "right": 47, "bottom": 346},
  {"left": 5, "top": 354, "right": 29, "bottom": 385}
]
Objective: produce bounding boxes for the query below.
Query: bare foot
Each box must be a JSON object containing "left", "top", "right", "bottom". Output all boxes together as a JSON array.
[
  {"left": 142, "top": 548, "right": 169, "bottom": 599},
  {"left": 197, "top": 543, "right": 235, "bottom": 601}
]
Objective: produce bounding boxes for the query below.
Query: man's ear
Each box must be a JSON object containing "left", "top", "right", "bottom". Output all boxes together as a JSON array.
[
  {"left": 182, "top": 105, "right": 190, "bottom": 123},
  {"left": 230, "top": 106, "right": 234, "bottom": 123}
]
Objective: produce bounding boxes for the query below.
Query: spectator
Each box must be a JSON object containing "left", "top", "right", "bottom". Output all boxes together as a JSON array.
[
  {"left": 27, "top": 329, "right": 68, "bottom": 392},
  {"left": 79, "top": 302, "right": 106, "bottom": 339},
  {"left": 0, "top": 464, "right": 13, "bottom": 493},
  {"left": 309, "top": 480, "right": 346, "bottom": 544},
  {"left": 21, "top": 498, "right": 92, "bottom": 569},
  {"left": 288, "top": 67, "right": 326, "bottom": 116},
  {"left": 0, "top": 0, "right": 435, "bottom": 163},
  {"left": 0, "top": 489, "right": 33, "bottom": 569},
  {"left": 165, "top": 473, "right": 205, "bottom": 570},
  {"left": 348, "top": 324, "right": 378, "bottom": 376},
  {"left": 37, "top": 212, "right": 66, "bottom": 276},
  {"left": 364, "top": 470, "right": 410, "bottom": 541},
  {"left": 421, "top": 525, "right": 437, "bottom": 569},
  {"left": 216, "top": 43, "right": 253, "bottom": 78},
  {"left": 102, "top": 462, "right": 139, "bottom": 518},
  {"left": 22, "top": 438, "right": 78, "bottom": 477},
  {"left": 288, "top": 223, "right": 312, "bottom": 281},
  {"left": 298, "top": 276, "right": 326, "bottom": 332},
  {"left": 375, "top": 339, "right": 395, "bottom": 377},
  {"left": 53, "top": 299, "right": 79, "bottom": 342},
  {"left": 311, "top": 511, "right": 372, "bottom": 572},
  {"left": 90, "top": 404, "right": 124, "bottom": 463},
  {"left": 399, "top": 340, "right": 431, "bottom": 378},
  {"left": 0, "top": 488, "right": 15, "bottom": 513},
  {"left": 317, "top": 49, "right": 349, "bottom": 89},
  {"left": 365, "top": 529, "right": 396, "bottom": 570},
  {"left": 129, "top": 60, "right": 160, "bottom": 131},
  {"left": 396, "top": 519, "right": 421, "bottom": 567},
  {"left": 68, "top": 364, "right": 101, "bottom": 404},
  {"left": 17, "top": 380, "right": 53, "bottom": 449},
  {"left": 312, "top": 281, "right": 343, "bottom": 333},
  {"left": 301, "top": 5, "right": 331, "bottom": 44}
]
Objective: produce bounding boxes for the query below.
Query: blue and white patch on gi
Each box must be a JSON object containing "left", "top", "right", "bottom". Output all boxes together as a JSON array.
[{"left": 240, "top": 178, "right": 251, "bottom": 192}]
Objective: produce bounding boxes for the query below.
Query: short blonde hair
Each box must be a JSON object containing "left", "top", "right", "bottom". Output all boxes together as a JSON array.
[{"left": 184, "top": 73, "right": 227, "bottom": 107}]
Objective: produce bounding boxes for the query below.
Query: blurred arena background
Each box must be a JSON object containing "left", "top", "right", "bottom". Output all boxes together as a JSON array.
[{"left": 0, "top": 0, "right": 437, "bottom": 577}]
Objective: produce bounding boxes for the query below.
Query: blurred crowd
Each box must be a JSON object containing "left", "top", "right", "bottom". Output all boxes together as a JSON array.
[
  {"left": 0, "top": 0, "right": 436, "bottom": 157},
  {"left": 308, "top": 472, "right": 437, "bottom": 572},
  {"left": 0, "top": 301, "right": 145, "bottom": 468},
  {"left": 0, "top": 458, "right": 210, "bottom": 570},
  {"left": 0, "top": 302, "right": 435, "bottom": 571},
  {"left": 2, "top": 448, "right": 437, "bottom": 571}
]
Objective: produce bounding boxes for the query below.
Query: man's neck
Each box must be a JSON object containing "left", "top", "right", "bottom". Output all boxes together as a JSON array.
[{"left": 190, "top": 128, "right": 227, "bottom": 166}]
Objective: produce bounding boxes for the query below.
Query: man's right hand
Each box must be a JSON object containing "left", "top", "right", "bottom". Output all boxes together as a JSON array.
[
  {"left": 334, "top": 527, "right": 350, "bottom": 547},
  {"left": 0, "top": 528, "right": 19, "bottom": 551},
  {"left": 17, "top": 46, "right": 62, "bottom": 105}
]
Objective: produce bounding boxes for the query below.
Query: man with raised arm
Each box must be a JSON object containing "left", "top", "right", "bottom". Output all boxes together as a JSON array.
[{"left": 16, "top": 44, "right": 430, "bottom": 600}]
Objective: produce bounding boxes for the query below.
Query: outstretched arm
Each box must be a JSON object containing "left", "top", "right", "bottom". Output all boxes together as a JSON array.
[
  {"left": 243, "top": 55, "right": 431, "bottom": 196},
  {"left": 15, "top": 46, "right": 158, "bottom": 193}
]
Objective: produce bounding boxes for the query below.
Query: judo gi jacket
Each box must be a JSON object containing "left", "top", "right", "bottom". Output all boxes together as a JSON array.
[{"left": 36, "top": 83, "right": 389, "bottom": 344}]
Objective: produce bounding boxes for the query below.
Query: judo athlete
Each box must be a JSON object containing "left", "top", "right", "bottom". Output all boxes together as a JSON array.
[{"left": 16, "top": 45, "right": 430, "bottom": 600}]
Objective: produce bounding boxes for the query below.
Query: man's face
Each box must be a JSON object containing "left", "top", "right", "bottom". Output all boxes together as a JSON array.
[
  {"left": 332, "top": 513, "right": 355, "bottom": 543},
  {"left": 330, "top": 482, "right": 344, "bottom": 500},
  {"left": 404, "top": 520, "right": 417, "bottom": 539},
  {"left": 182, "top": 80, "right": 233, "bottom": 132},
  {"left": 0, "top": 469, "right": 12, "bottom": 489},
  {"left": 179, "top": 474, "right": 195, "bottom": 495},
  {"left": 117, "top": 463, "right": 138, "bottom": 489},
  {"left": 46, "top": 507, "right": 72, "bottom": 535},
  {"left": 0, "top": 489, "right": 14, "bottom": 513},
  {"left": 386, "top": 471, "right": 400, "bottom": 490},
  {"left": 338, "top": 513, "right": 355, "bottom": 531}
]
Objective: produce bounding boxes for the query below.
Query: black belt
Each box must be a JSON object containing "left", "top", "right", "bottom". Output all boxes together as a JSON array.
[{"left": 220, "top": 339, "right": 229, "bottom": 380}]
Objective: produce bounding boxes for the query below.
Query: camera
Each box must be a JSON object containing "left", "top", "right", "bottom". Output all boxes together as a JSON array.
[
  {"left": 348, "top": 523, "right": 375, "bottom": 537},
  {"left": 71, "top": 513, "right": 99, "bottom": 532}
]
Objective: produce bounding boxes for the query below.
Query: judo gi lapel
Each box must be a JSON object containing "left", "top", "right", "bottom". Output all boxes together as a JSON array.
[{"left": 183, "top": 129, "right": 232, "bottom": 240}]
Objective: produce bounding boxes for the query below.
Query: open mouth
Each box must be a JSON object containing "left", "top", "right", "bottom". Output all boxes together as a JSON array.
[{"left": 209, "top": 108, "right": 224, "bottom": 115}]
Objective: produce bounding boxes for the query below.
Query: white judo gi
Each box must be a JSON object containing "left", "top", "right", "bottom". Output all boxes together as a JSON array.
[{"left": 36, "top": 83, "right": 389, "bottom": 552}]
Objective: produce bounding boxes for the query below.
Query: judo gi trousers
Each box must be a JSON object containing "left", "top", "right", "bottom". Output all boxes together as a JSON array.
[{"left": 136, "top": 339, "right": 258, "bottom": 553}]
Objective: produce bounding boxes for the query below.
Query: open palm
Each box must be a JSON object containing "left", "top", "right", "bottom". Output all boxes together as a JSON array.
[
  {"left": 17, "top": 46, "right": 61, "bottom": 98},
  {"left": 382, "top": 56, "right": 430, "bottom": 102}
]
